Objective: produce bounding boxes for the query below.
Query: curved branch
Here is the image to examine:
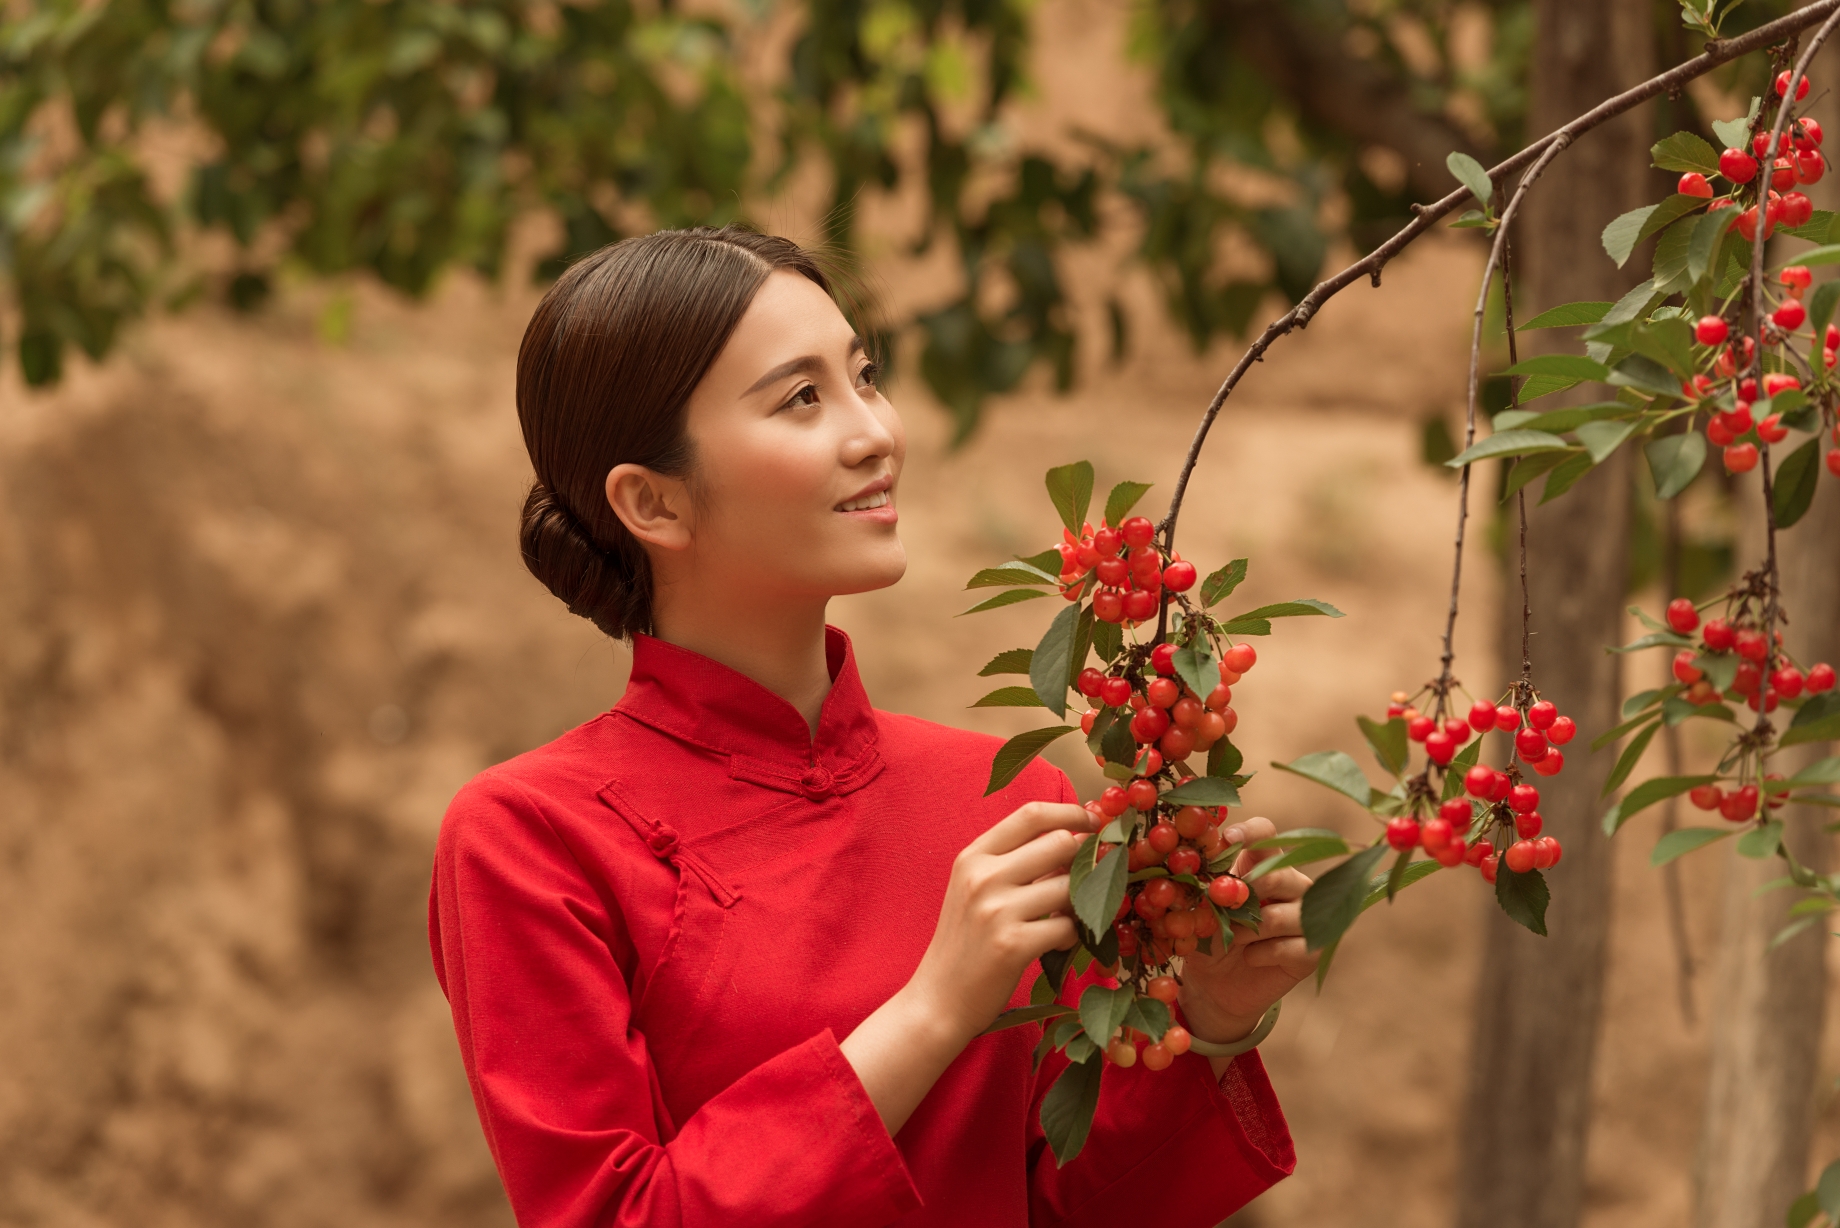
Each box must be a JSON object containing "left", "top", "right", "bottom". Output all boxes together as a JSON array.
[{"left": 1158, "top": 0, "right": 1840, "bottom": 554}]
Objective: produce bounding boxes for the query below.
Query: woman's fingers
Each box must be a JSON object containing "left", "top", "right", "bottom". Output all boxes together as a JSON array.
[
  {"left": 987, "top": 828, "right": 1087, "bottom": 885},
  {"left": 1238, "top": 935, "right": 1320, "bottom": 978},
  {"left": 1005, "top": 873, "right": 1075, "bottom": 922},
  {"left": 970, "top": 802, "right": 1093, "bottom": 858},
  {"left": 1223, "top": 816, "right": 1278, "bottom": 875},
  {"left": 1247, "top": 899, "right": 1301, "bottom": 942},
  {"left": 1250, "top": 866, "right": 1313, "bottom": 904}
]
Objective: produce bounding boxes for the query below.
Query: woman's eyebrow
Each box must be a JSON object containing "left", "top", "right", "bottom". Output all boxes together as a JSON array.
[{"left": 742, "top": 336, "right": 866, "bottom": 395}]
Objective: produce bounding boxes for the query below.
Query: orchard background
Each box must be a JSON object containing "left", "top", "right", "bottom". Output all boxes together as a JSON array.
[{"left": 2, "top": 0, "right": 1839, "bottom": 1226}]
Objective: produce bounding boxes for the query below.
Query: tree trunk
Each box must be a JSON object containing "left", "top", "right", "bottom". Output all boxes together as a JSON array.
[
  {"left": 1691, "top": 25, "right": 1840, "bottom": 1221},
  {"left": 1453, "top": 3, "right": 1653, "bottom": 1227}
]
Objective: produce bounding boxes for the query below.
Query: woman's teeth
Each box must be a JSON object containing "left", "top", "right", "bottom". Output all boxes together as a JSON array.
[{"left": 838, "top": 490, "right": 891, "bottom": 512}]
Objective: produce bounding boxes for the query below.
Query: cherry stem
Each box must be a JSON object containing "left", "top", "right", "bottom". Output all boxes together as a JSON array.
[
  {"left": 1155, "top": 0, "right": 1840, "bottom": 563},
  {"left": 1502, "top": 235, "right": 1533, "bottom": 688}
]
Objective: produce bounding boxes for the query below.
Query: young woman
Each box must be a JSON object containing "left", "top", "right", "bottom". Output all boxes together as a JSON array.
[{"left": 429, "top": 226, "right": 1317, "bottom": 1228}]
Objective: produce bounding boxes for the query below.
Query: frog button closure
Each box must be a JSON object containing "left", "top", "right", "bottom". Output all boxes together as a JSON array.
[
  {"left": 647, "top": 827, "right": 679, "bottom": 858},
  {"left": 800, "top": 765, "right": 834, "bottom": 800}
]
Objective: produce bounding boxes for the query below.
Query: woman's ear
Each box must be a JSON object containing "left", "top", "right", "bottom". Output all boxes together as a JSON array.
[{"left": 606, "top": 463, "right": 693, "bottom": 551}]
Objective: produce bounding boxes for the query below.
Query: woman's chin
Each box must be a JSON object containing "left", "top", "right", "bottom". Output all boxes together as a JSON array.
[{"left": 826, "top": 545, "right": 908, "bottom": 597}]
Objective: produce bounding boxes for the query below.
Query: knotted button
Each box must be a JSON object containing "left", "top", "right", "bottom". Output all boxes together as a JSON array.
[
  {"left": 800, "top": 765, "right": 834, "bottom": 800},
  {"left": 647, "top": 828, "right": 678, "bottom": 857}
]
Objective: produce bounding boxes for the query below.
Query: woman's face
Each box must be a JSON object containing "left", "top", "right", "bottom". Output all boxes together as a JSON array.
[{"left": 613, "top": 268, "right": 907, "bottom": 610}]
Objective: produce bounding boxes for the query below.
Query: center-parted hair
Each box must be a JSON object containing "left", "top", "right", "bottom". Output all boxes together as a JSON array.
[{"left": 515, "top": 226, "right": 832, "bottom": 640}]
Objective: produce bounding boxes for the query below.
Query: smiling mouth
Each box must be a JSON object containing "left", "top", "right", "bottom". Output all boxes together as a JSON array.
[{"left": 837, "top": 489, "right": 892, "bottom": 512}]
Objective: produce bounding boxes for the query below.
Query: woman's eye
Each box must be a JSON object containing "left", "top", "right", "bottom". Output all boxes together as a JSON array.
[
  {"left": 856, "top": 362, "right": 880, "bottom": 389},
  {"left": 782, "top": 383, "right": 820, "bottom": 410}
]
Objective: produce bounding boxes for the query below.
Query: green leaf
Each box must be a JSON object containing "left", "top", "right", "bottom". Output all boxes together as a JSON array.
[
  {"left": 1038, "top": 1056, "right": 1103, "bottom": 1165},
  {"left": 1784, "top": 693, "right": 1840, "bottom": 748},
  {"left": 980, "top": 1003, "right": 1072, "bottom": 1035},
  {"left": 967, "top": 563, "right": 1059, "bottom": 588},
  {"left": 985, "top": 725, "right": 1078, "bottom": 795},
  {"left": 1623, "top": 686, "right": 1672, "bottom": 719},
  {"left": 1788, "top": 756, "right": 1840, "bottom": 787},
  {"left": 1273, "top": 750, "right": 1376, "bottom": 809},
  {"left": 1710, "top": 114, "right": 1754, "bottom": 151},
  {"left": 1737, "top": 819, "right": 1784, "bottom": 859},
  {"left": 1092, "top": 618, "right": 1122, "bottom": 663},
  {"left": 1216, "top": 617, "right": 1272, "bottom": 636},
  {"left": 1810, "top": 280, "right": 1840, "bottom": 342},
  {"left": 1696, "top": 651, "right": 1739, "bottom": 693},
  {"left": 1515, "top": 374, "right": 1585, "bottom": 403},
  {"left": 1044, "top": 462, "right": 1095, "bottom": 535},
  {"left": 1645, "top": 432, "right": 1707, "bottom": 500},
  {"left": 1653, "top": 217, "right": 1696, "bottom": 293},
  {"left": 1364, "top": 858, "right": 1442, "bottom": 909},
  {"left": 1789, "top": 1190, "right": 1822, "bottom": 1228},
  {"left": 1450, "top": 209, "right": 1492, "bottom": 229},
  {"left": 1602, "top": 773, "right": 1720, "bottom": 834},
  {"left": 1818, "top": 1157, "right": 1840, "bottom": 1225},
  {"left": 1792, "top": 243, "right": 1840, "bottom": 268},
  {"left": 1229, "top": 598, "right": 1344, "bottom": 621},
  {"left": 1503, "top": 354, "right": 1611, "bottom": 381},
  {"left": 1172, "top": 638, "right": 1216, "bottom": 706},
  {"left": 961, "top": 588, "right": 1051, "bottom": 615},
  {"left": 1518, "top": 301, "right": 1612, "bottom": 329},
  {"left": 1540, "top": 452, "right": 1597, "bottom": 504},
  {"left": 1446, "top": 429, "right": 1574, "bottom": 469},
  {"left": 1651, "top": 130, "right": 1719, "bottom": 174},
  {"left": 1495, "top": 865, "right": 1550, "bottom": 935},
  {"left": 1018, "top": 548, "right": 1063, "bottom": 575},
  {"left": 1774, "top": 438, "right": 1822, "bottom": 529},
  {"left": 979, "top": 648, "right": 1034, "bottom": 676},
  {"left": 1300, "top": 842, "right": 1389, "bottom": 952},
  {"left": 1161, "top": 776, "right": 1242, "bottom": 807},
  {"left": 1243, "top": 835, "right": 1354, "bottom": 881},
  {"left": 1102, "top": 480, "right": 1153, "bottom": 527},
  {"left": 1608, "top": 630, "right": 1693, "bottom": 654},
  {"left": 1628, "top": 317, "right": 1697, "bottom": 379},
  {"left": 1603, "top": 719, "right": 1661, "bottom": 795},
  {"left": 1121, "top": 994, "right": 1171, "bottom": 1042},
  {"left": 1031, "top": 602, "right": 1081, "bottom": 716},
  {"left": 1443, "top": 737, "right": 1484, "bottom": 801},
  {"left": 1687, "top": 208, "right": 1737, "bottom": 284},
  {"left": 1576, "top": 418, "right": 1640, "bottom": 465},
  {"left": 1357, "top": 715, "right": 1410, "bottom": 777},
  {"left": 972, "top": 686, "right": 1048, "bottom": 708},
  {"left": 1078, "top": 982, "right": 1134, "bottom": 1048},
  {"left": 1207, "top": 736, "right": 1243, "bottom": 779},
  {"left": 1199, "top": 558, "right": 1249, "bottom": 607},
  {"left": 1651, "top": 825, "right": 1732, "bottom": 866},
  {"left": 1603, "top": 203, "right": 1660, "bottom": 267},
  {"left": 1503, "top": 451, "right": 1572, "bottom": 501},
  {"left": 1592, "top": 709, "right": 1664, "bottom": 751},
  {"left": 1100, "top": 712, "right": 1134, "bottom": 766},
  {"left": 1070, "top": 837, "right": 1129, "bottom": 935},
  {"left": 1447, "top": 151, "right": 1494, "bottom": 206},
  {"left": 1607, "top": 353, "right": 1683, "bottom": 399},
  {"left": 1785, "top": 209, "right": 1840, "bottom": 243},
  {"left": 1494, "top": 403, "right": 1631, "bottom": 434},
  {"left": 1597, "top": 277, "right": 1661, "bottom": 331}
]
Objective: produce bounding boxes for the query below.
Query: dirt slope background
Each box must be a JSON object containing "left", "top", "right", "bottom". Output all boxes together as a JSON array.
[{"left": 3, "top": 0, "right": 1839, "bottom": 1224}]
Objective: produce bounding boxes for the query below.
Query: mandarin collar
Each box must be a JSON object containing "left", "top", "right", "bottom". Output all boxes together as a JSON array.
[{"left": 615, "top": 626, "right": 882, "bottom": 788}]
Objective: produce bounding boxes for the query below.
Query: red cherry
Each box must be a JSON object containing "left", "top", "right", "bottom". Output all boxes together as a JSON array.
[
  {"left": 1123, "top": 588, "right": 1159, "bottom": 621},
  {"left": 1773, "top": 158, "right": 1798, "bottom": 191},
  {"left": 1119, "top": 516, "right": 1155, "bottom": 549},
  {"left": 1426, "top": 730, "right": 1457, "bottom": 765},
  {"left": 1158, "top": 725, "right": 1197, "bottom": 762},
  {"left": 1763, "top": 372, "right": 1801, "bottom": 397},
  {"left": 1126, "top": 778, "right": 1159, "bottom": 812},
  {"left": 1099, "top": 676, "right": 1131, "bottom": 708},
  {"left": 1464, "top": 765, "right": 1496, "bottom": 798},
  {"left": 1468, "top": 700, "right": 1499, "bottom": 732},
  {"left": 1172, "top": 805, "right": 1211, "bottom": 838},
  {"left": 1733, "top": 660, "right": 1762, "bottom": 695},
  {"left": 1695, "top": 315, "right": 1728, "bottom": 346},
  {"left": 1222, "top": 643, "right": 1256, "bottom": 674},
  {"left": 1217, "top": 706, "right": 1238, "bottom": 735},
  {"left": 1107, "top": 1038, "right": 1139, "bottom": 1067},
  {"left": 1464, "top": 840, "right": 1490, "bottom": 867},
  {"left": 1172, "top": 696, "right": 1204, "bottom": 729},
  {"left": 1688, "top": 783, "right": 1723, "bottom": 810},
  {"left": 1162, "top": 1024, "right": 1192, "bottom": 1056},
  {"left": 1737, "top": 205, "right": 1771, "bottom": 242},
  {"left": 1797, "top": 149, "right": 1827, "bottom": 184},
  {"left": 1798, "top": 117, "right": 1825, "bottom": 148},
  {"left": 1205, "top": 684, "right": 1232, "bottom": 712},
  {"left": 1719, "top": 786, "right": 1758, "bottom": 823},
  {"left": 1092, "top": 526, "right": 1121, "bottom": 555},
  {"left": 1166, "top": 847, "right": 1201, "bottom": 877},
  {"left": 1829, "top": 449, "right": 1840, "bottom": 477},
  {"left": 1093, "top": 589, "right": 1125, "bottom": 623},
  {"left": 1724, "top": 442, "right": 1760, "bottom": 473},
  {"left": 1407, "top": 715, "right": 1435, "bottom": 742},
  {"left": 1488, "top": 770, "right": 1514, "bottom": 802},
  {"left": 1147, "top": 822, "right": 1180, "bottom": 854},
  {"left": 1077, "top": 667, "right": 1106, "bottom": 697},
  {"left": 1508, "top": 783, "right": 1540, "bottom": 814},
  {"left": 1444, "top": 718, "right": 1471, "bottom": 743},
  {"left": 1809, "top": 663, "right": 1836, "bottom": 693},
  {"left": 1479, "top": 853, "right": 1499, "bottom": 884},
  {"left": 1096, "top": 557, "right": 1129, "bottom": 586},
  {"left": 1782, "top": 264, "right": 1814, "bottom": 291},
  {"left": 1385, "top": 817, "right": 1421, "bottom": 851},
  {"left": 1131, "top": 706, "right": 1170, "bottom": 744},
  {"left": 1720, "top": 147, "right": 1759, "bottom": 183},
  {"left": 1421, "top": 817, "right": 1454, "bottom": 849},
  {"left": 1162, "top": 560, "right": 1197, "bottom": 592},
  {"left": 1150, "top": 643, "right": 1177, "bottom": 676},
  {"left": 1758, "top": 414, "right": 1788, "bottom": 444},
  {"left": 1147, "top": 677, "right": 1180, "bottom": 708},
  {"left": 1494, "top": 705, "right": 1520, "bottom": 732},
  {"left": 1531, "top": 748, "right": 1565, "bottom": 777},
  {"left": 1673, "top": 650, "right": 1704, "bottom": 685},
  {"left": 1141, "top": 1041, "right": 1174, "bottom": 1072},
  {"left": 1777, "top": 68, "right": 1811, "bottom": 100},
  {"left": 1707, "top": 418, "right": 1735, "bottom": 447},
  {"left": 1528, "top": 700, "right": 1559, "bottom": 730},
  {"left": 1515, "top": 726, "right": 1549, "bottom": 763},
  {"left": 1775, "top": 299, "right": 1807, "bottom": 330},
  {"left": 1546, "top": 715, "right": 1575, "bottom": 746},
  {"left": 1515, "top": 810, "right": 1544, "bottom": 839},
  {"left": 1434, "top": 840, "right": 1467, "bottom": 868},
  {"left": 1679, "top": 172, "right": 1714, "bottom": 198},
  {"left": 1505, "top": 840, "right": 1538, "bottom": 875},
  {"left": 1127, "top": 544, "right": 1161, "bottom": 578},
  {"left": 1440, "top": 797, "right": 1473, "bottom": 826},
  {"left": 1099, "top": 786, "right": 1129, "bottom": 817},
  {"left": 1081, "top": 710, "right": 1097, "bottom": 735},
  {"left": 1735, "top": 630, "right": 1769, "bottom": 662},
  {"left": 1146, "top": 975, "right": 1179, "bottom": 1003},
  {"left": 1207, "top": 876, "right": 1249, "bottom": 908},
  {"left": 1703, "top": 618, "right": 1736, "bottom": 651}
]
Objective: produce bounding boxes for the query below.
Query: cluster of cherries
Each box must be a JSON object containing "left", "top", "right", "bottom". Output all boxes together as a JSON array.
[
  {"left": 1380, "top": 692, "right": 1575, "bottom": 882},
  {"left": 1071, "top": 642, "right": 1262, "bottom": 1071},
  {"left": 1690, "top": 303, "right": 1840, "bottom": 479},
  {"left": 1684, "top": 71, "right": 1826, "bottom": 244},
  {"left": 1056, "top": 516, "right": 1196, "bottom": 625}
]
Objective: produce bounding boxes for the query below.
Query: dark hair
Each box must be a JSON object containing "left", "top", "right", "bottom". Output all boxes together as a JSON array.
[{"left": 516, "top": 226, "right": 833, "bottom": 639}]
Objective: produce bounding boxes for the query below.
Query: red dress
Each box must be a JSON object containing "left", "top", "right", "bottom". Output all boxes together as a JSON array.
[{"left": 429, "top": 627, "right": 1293, "bottom": 1228}]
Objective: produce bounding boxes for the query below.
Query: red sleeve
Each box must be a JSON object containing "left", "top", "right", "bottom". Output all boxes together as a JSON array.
[
  {"left": 428, "top": 774, "right": 923, "bottom": 1228},
  {"left": 1023, "top": 773, "right": 1295, "bottom": 1228}
]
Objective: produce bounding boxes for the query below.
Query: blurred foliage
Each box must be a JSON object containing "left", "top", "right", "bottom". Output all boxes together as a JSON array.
[{"left": 0, "top": 0, "right": 1803, "bottom": 433}]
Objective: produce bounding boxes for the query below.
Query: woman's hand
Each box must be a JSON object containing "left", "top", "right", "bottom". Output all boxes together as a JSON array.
[
  {"left": 841, "top": 801, "right": 1092, "bottom": 1133},
  {"left": 1177, "top": 816, "right": 1319, "bottom": 1054}
]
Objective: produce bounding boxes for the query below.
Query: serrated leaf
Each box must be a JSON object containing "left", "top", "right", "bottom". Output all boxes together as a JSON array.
[
  {"left": 1515, "top": 373, "right": 1583, "bottom": 403},
  {"left": 1300, "top": 842, "right": 1389, "bottom": 952},
  {"left": 1503, "top": 450, "right": 1571, "bottom": 500},
  {"left": 1540, "top": 451, "right": 1597, "bottom": 504},
  {"left": 1603, "top": 719, "right": 1661, "bottom": 795},
  {"left": 1229, "top": 598, "right": 1344, "bottom": 621},
  {"left": 1078, "top": 982, "right": 1134, "bottom": 1048},
  {"left": 1100, "top": 712, "right": 1134, "bottom": 766},
  {"left": 1519, "top": 301, "right": 1612, "bottom": 329},
  {"left": 1357, "top": 715, "right": 1410, "bottom": 777},
  {"left": 1607, "top": 353, "right": 1683, "bottom": 399},
  {"left": 1603, "top": 773, "right": 1720, "bottom": 835},
  {"left": 1651, "top": 825, "right": 1732, "bottom": 866},
  {"left": 1102, "top": 480, "right": 1153, "bottom": 527},
  {"left": 1575, "top": 419, "right": 1638, "bottom": 464},
  {"left": 1687, "top": 208, "right": 1736, "bottom": 284},
  {"left": 1031, "top": 602, "right": 1081, "bottom": 716},
  {"left": 1645, "top": 431, "right": 1706, "bottom": 499},
  {"left": 985, "top": 725, "right": 1078, "bottom": 795},
  {"left": 1784, "top": 693, "right": 1840, "bottom": 748},
  {"left": 1044, "top": 462, "right": 1095, "bottom": 535},
  {"left": 1653, "top": 217, "right": 1696, "bottom": 293},
  {"left": 1774, "top": 437, "right": 1822, "bottom": 529},
  {"left": 1628, "top": 317, "right": 1697, "bottom": 379},
  {"left": 1447, "top": 151, "right": 1494, "bottom": 206},
  {"left": 1599, "top": 277, "right": 1661, "bottom": 330},
  {"left": 1447, "top": 429, "right": 1574, "bottom": 469},
  {"left": 1172, "top": 638, "right": 1216, "bottom": 706},
  {"left": 1495, "top": 865, "right": 1549, "bottom": 935},
  {"left": 1273, "top": 750, "right": 1375, "bottom": 808},
  {"left": 967, "top": 563, "right": 1060, "bottom": 588},
  {"left": 971, "top": 686, "right": 1048, "bottom": 708},
  {"left": 1200, "top": 558, "right": 1248, "bottom": 607},
  {"left": 1039, "top": 1056, "right": 1103, "bottom": 1165},
  {"left": 1092, "top": 618, "right": 1122, "bottom": 663},
  {"left": 1604, "top": 203, "right": 1660, "bottom": 267},
  {"left": 1207, "top": 736, "right": 1243, "bottom": 778},
  {"left": 979, "top": 648, "right": 1034, "bottom": 676},
  {"left": 1161, "top": 776, "right": 1241, "bottom": 807},
  {"left": 1070, "top": 835, "right": 1128, "bottom": 935},
  {"left": 1710, "top": 114, "right": 1753, "bottom": 152},
  {"left": 1216, "top": 617, "right": 1272, "bottom": 636},
  {"left": 1443, "top": 737, "right": 1483, "bottom": 801},
  {"left": 961, "top": 588, "right": 1052, "bottom": 615},
  {"left": 1495, "top": 402, "right": 1631, "bottom": 434},
  {"left": 1651, "top": 130, "right": 1718, "bottom": 174}
]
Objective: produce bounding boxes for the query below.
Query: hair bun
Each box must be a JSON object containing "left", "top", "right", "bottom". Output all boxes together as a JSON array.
[{"left": 518, "top": 481, "right": 646, "bottom": 638}]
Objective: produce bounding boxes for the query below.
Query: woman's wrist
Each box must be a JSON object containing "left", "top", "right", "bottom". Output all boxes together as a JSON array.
[{"left": 1176, "top": 990, "right": 1264, "bottom": 1046}]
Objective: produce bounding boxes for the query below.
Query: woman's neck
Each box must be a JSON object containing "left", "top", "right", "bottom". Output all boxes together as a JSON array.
[{"left": 648, "top": 594, "right": 834, "bottom": 735}]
